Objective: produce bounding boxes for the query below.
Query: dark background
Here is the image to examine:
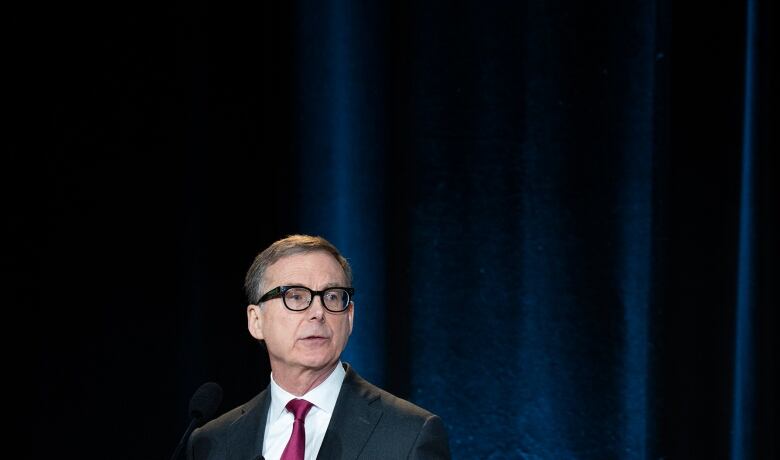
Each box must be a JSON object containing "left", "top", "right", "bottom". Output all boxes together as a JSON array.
[{"left": 11, "top": 0, "right": 776, "bottom": 458}]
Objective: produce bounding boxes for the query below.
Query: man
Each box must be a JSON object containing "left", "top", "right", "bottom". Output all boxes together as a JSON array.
[{"left": 188, "top": 234, "right": 451, "bottom": 459}]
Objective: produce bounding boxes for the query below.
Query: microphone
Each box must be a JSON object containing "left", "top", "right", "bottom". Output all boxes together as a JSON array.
[{"left": 169, "top": 382, "right": 223, "bottom": 460}]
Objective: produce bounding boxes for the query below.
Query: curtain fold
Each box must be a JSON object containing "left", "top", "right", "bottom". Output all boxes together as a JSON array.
[
  {"left": 290, "top": 0, "right": 775, "bottom": 458},
  {"left": 28, "top": 0, "right": 776, "bottom": 458}
]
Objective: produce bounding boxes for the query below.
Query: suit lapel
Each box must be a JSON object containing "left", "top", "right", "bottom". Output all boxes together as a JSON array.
[
  {"left": 226, "top": 388, "right": 271, "bottom": 460},
  {"left": 317, "top": 364, "right": 382, "bottom": 460}
]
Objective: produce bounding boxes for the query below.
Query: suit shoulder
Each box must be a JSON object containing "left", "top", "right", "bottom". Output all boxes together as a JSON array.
[
  {"left": 191, "top": 391, "right": 266, "bottom": 443},
  {"left": 347, "top": 368, "right": 439, "bottom": 424},
  {"left": 196, "top": 403, "right": 245, "bottom": 436},
  {"left": 376, "top": 385, "right": 436, "bottom": 420},
  {"left": 342, "top": 368, "right": 451, "bottom": 458}
]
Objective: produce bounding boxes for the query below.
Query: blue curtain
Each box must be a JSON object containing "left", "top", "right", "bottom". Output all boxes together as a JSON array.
[
  {"left": 24, "top": 0, "right": 776, "bottom": 458},
  {"left": 285, "top": 0, "right": 775, "bottom": 458}
]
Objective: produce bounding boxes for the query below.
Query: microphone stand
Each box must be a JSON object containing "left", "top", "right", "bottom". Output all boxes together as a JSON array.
[{"left": 169, "top": 416, "right": 200, "bottom": 460}]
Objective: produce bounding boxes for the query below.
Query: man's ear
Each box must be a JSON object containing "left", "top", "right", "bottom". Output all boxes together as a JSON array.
[
  {"left": 347, "top": 301, "right": 354, "bottom": 336},
  {"left": 247, "top": 304, "right": 264, "bottom": 340}
]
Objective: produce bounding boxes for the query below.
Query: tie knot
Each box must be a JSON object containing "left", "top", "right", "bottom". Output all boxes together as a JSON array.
[{"left": 285, "top": 398, "right": 314, "bottom": 421}]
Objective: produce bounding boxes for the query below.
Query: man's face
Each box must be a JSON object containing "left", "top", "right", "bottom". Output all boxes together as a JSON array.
[{"left": 247, "top": 250, "right": 353, "bottom": 375}]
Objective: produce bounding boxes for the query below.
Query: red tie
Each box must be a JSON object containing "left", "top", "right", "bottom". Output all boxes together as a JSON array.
[{"left": 280, "top": 399, "right": 314, "bottom": 460}]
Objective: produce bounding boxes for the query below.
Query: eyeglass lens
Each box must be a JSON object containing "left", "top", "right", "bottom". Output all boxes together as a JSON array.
[{"left": 283, "top": 287, "right": 350, "bottom": 311}]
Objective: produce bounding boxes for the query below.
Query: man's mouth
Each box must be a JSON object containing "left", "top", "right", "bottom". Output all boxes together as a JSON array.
[{"left": 300, "top": 335, "right": 329, "bottom": 341}]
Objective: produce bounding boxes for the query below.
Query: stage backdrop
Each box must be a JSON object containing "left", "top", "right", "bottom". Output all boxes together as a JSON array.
[{"left": 24, "top": 0, "right": 775, "bottom": 458}]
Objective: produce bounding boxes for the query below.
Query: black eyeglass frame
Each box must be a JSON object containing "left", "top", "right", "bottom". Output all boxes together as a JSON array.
[{"left": 258, "top": 285, "right": 355, "bottom": 312}]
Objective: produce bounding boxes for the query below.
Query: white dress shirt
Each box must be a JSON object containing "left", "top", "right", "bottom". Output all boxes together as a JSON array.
[{"left": 262, "top": 362, "right": 346, "bottom": 460}]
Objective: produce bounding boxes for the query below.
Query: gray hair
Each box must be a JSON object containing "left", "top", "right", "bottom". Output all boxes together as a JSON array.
[{"left": 244, "top": 234, "right": 353, "bottom": 304}]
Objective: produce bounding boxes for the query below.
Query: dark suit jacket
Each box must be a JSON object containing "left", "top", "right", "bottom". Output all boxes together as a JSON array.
[{"left": 187, "top": 363, "right": 451, "bottom": 459}]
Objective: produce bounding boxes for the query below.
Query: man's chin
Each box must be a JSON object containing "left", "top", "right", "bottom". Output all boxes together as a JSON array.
[{"left": 297, "top": 355, "right": 338, "bottom": 372}]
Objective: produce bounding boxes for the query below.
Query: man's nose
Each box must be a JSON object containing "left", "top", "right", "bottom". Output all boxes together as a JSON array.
[{"left": 308, "top": 294, "right": 326, "bottom": 320}]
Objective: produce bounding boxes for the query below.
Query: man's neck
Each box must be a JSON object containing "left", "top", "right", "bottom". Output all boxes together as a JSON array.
[{"left": 272, "top": 362, "right": 340, "bottom": 396}]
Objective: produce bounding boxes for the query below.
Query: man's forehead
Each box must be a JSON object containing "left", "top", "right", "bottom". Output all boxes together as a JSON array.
[
  {"left": 264, "top": 251, "right": 345, "bottom": 281},
  {"left": 272, "top": 250, "right": 337, "bottom": 266}
]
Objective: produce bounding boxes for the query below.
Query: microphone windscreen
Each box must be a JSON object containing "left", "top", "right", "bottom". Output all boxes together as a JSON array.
[{"left": 188, "top": 381, "right": 223, "bottom": 421}]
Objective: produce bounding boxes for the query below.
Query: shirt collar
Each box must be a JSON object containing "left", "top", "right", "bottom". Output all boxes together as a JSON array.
[{"left": 268, "top": 361, "right": 346, "bottom": 422}]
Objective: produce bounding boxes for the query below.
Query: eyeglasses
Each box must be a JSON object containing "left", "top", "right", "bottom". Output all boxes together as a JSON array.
[{"left": 258, "top": 285, "right": 355, "bottom": 312}]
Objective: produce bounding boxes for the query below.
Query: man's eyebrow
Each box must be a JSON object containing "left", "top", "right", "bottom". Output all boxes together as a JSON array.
[
  {"left": 281, "top": 282, "right": 345, "bottom": 289},
  {"left": 323, "top": 281, "right": 346, "bottom": 288}
]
